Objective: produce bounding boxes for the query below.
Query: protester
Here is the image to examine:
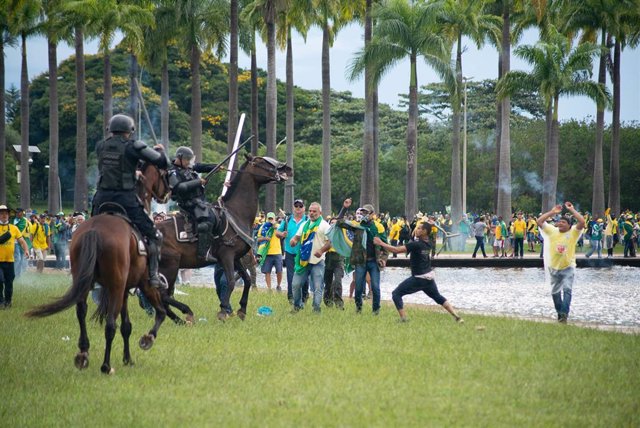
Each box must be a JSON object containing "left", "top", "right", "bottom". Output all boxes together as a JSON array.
[
  {"left": 276, "top": 199, "right": 308, "bottom": 304},
  {"left": 289, "top": 202, "right": 331, "bottom": 313},
  {"left": 0, "top": 205, "right": 30, "bottom": 309},
  {"left": 373, "top": 222, "right": 464, "bottom": 323},
  {"left": 52, "top": 212, "right": 71, "bottom": 269},
  {"left": 471, "top": 215, "right": 488, "bottom": 258},
  {"left": 585, "top": 217, "right": 604, "bottom": 259},
  {"left": 323, "top": 218, "right": 345, "bottom": 309},
  {"left": 11, "top": 208, "right": 29, "bottom": 276},
  {"left": 29, "top": 214, "right": 49, "bottom": 274},
  {"left": 512, "top": 212, "right": 526, "bottom": 258},
  {"left": 537, "top": 202, "right": 585, "bottom": 323},
  {"left": 257, "top": 212, "right": 283, "bottom": 291}
]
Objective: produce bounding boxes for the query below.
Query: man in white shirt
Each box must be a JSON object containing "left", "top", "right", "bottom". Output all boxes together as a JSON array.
[{"left": 289, "top": 202, "right": 331, "bottom": 313}]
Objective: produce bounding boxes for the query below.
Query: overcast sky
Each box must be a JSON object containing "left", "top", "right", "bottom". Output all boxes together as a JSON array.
[{"left": 4, "top": 22, "right": 639, "bottom": 124}]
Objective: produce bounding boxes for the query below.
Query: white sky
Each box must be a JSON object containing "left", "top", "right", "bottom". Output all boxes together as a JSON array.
[{"left": 4, "top": 22, "right": 639, "bottom": 123}]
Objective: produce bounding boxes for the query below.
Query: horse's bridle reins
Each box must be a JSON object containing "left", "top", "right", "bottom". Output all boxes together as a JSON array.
[
  {"left": 139, "top": 166, "right": 171, "bottom": 204},
  {"left": 226, "top": 158, "right": 288, "bottom": 182}
]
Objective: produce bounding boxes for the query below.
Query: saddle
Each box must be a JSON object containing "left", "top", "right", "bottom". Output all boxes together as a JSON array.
[{"left": 96, "top": 202, "right": 148, "bottom": 256}]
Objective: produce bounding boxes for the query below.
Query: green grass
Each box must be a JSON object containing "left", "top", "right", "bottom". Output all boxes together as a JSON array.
[{"left": 1, "top": 272, "right": 638, "bottom": 427}]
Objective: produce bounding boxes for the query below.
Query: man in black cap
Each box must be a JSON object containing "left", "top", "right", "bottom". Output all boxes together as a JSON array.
[{"left": 276, "top": 198, "right": 309, "bottom": 303}]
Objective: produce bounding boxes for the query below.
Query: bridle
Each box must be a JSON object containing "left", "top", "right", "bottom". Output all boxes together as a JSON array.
[
  {"left": 226, "top": 157, "right": 289, "bottom": 182},
  {"left": 139, "top": 165, "right": 171, "bottom": 204}
]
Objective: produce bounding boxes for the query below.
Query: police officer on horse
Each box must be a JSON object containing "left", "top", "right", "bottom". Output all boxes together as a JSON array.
[
  {"left": 168, "top": 146, "right": 221, "bottom": 262},
  {"left": 91, "top": 114, "right": 169, "bottom": 288}
]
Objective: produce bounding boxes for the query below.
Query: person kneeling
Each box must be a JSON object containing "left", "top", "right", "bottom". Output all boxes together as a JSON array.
[{"left": 373, "top": 222, "right": 463, "bottom": 323}]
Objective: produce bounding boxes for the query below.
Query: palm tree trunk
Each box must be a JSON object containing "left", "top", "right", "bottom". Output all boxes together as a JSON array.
[
  {"left": 48, "top": 36, "right": 60, "bottom": 213},
  {"left": 284, "top": 31, "right": 295, "bottom": 210},
  {"left": 496, "top": 4, "right": 511, "bottom": 223},
  {"left": 493, "top": 53, "right": 502, "bottom": 212},
  {"left": 360, "top": 0, "right": 375, "bottom": 208},
  {"left": 73, "top": 26, "right": 88, "bottom": 211},
  {"left": 161, "top": 59, "right": 169, "bottom": 150},
  {"left": 129, "top": 54, "right": 139, "bottom": 128},
  {"left": 250, "top": 36, "right": 259, "bottom": 156},
  {"left": 542, "top": 103, "right": 553, "bottom": 212},
  {"left": 264, "top": 19, "right": 277, "bottom": 211},
  {"left": 450, "top": 35, "right": 463, "bottom": 225},
  {"left": 405, "top": 53, "right": 418, "bottom": 219},
  {"left": 320, "top": 23, "right": 332, "bottom": 214},
  {"left": 372, "top": 89, "right": 380, "bottom": 210},
  {"left": 591, "top": 29, "right": 606, "bottom": 218},
  {"left": 227, "top": 0, "right": 239, "bottom": 153},
  {"left": 543, "top": 97, "right": 560, "bottom": 212},
  {"left": 19, "top": 32, "right": 30, "bottom": 208},
  {"left": 103, "top": 50, "right": 112, "bottom": 138},
  {"left": 0, "top": 36, "right": 5, "bottom": 204},
  {"left": 608, "top": 38, "right": 621, "bottom": 215},
  {"left": 190, "top": 44, "right": 203, "bottom": 162}
]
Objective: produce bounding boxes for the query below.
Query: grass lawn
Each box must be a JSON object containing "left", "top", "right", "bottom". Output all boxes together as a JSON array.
[{"left": 1, "top": 271, "right": 638, "bottom": 427}]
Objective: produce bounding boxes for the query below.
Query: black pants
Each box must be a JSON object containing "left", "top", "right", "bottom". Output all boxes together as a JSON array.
[
  {"left": 472, "top": 236, "right": 486, "bottom": 257},
  {"left": 323, "top": 252, "right": 344, "bottom": 307},
  {"left": 392, "top": 275, "right": 446, "bottom": 310},
  {"left": 0, "top": 262, "right": 16, "bottom": 304}
]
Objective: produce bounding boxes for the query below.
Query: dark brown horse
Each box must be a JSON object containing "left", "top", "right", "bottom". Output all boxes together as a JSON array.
[
  {"left": 26, "top": 162, "right": 171, "bottom": 374},
  {"left": 157, "top": 154, "right": 291, "bottom": 322}
]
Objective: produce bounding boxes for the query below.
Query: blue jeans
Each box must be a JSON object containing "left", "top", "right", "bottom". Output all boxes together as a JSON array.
[
  {"left": 549, "top": 267, "right": 574, "bottom": 318},
  {"left": 472, "top": 236, "right": 486, "bottom": 257},
  {"left": 292, "top": 261, "right": 325, "bottom": 311},
  {"left": 13, "top": 243, "right": 26, "bottom": 277},
  {"left": 285, "top": 252, "right": 308, "bottom": 302},
  {"left": 585, "top": 239, "right": 602, "bottom": 258},
  {"left": 355, "top": 260, "right": 381, "bottom": 312}
]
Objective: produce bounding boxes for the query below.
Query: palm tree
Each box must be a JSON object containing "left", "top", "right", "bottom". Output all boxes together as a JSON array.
[
  {"left": 434, "top": 0, "right": 501, "bottom": 225},
  {"left": 0, "top": 3, "right": 18, "bottom": 204},
  {"left": 358, "top": 0, "right": 376, "bottom": 209},
  {"left": 228, "top": 0, "right": 238, "bottom": 153},
  {"left": 176, "top": 0, "right": 229, "bottom": 162},
  {"left": 239, "top": 0, "right": 260, "bottom": 156},
  {"left": 349, "top": 0, "right": 452, "bottom": 219},
  {"left": 9, "top": 0, "right": 41, "bottom": 209},
  {"left": 276, "top": 0, "right": 310, "bottom": 209},
  {"left": 498, "top": 27, "right": 609, "bottom": 212}
]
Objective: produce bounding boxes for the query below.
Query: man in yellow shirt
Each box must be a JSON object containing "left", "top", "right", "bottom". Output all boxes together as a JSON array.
[
  {"left": 526, "top": 214, "right": 538, "bottom": 252},
  {"left": 257, "top": 212, "right": 283, "bottom": 290},
  {"left": 29, "top": 214, "right": 49, "bottom": 273},
  {"left": 0, "top": 205, "right": 30, "bottom": 308},
  {"left": 537, "top": 202, "right": 585, "bottom": 323},
  {"left": 512, "top": 212, "right": 527, "bottom": 258}
]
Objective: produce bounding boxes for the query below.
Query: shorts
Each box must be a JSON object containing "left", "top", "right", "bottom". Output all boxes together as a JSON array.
[
  {"left": 33, "top": 248, "right": 46, "bottom": 261},
  {"left": 261, "top": 254, "right": 283, "bottom": 274},
  {"left": 493, "top": 238, "right": 504, "bottom": 248},
  {"left": 527, "top": 232, "right": 535, "bottom": 242}
]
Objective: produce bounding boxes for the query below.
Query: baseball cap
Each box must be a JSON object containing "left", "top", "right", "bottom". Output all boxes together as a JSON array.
[
  {"left": 361, "top": 204, "right": 375, "bottom": 213},
  {"left": 266, "top": 212, "right": 275, "bottom": 219},
  {"left": 0, "top": 204, "right": 8, "bottom": 211},
  {"left": 294, "top": 199, "right": 304, "bottom": 206},
  {"left": 57, "top": 211, "right": 64, "bottom": 216}
]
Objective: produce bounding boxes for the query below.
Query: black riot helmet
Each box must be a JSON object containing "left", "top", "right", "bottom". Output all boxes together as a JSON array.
[
  {"left": 174, "top": 146, "right": 195, "bottom": 162},
  {"left": 108, "top": 114, "right": 135, "bottom": 134}
]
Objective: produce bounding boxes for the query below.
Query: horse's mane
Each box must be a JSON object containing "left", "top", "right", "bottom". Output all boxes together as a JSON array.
[{"left": 220, "top": 159, "right": 250, "bottom": 203}]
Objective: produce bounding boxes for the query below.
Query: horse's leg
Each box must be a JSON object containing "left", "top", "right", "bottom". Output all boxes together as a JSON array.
[
  {"left": 100, "top": 297, "right": 120, "bottom": 375},
  {"left": 217, "top": 256, "right": 236, "bottom": 321},
  {"left": 236, "top": 261, "right": 252, "bottom": 320},
  {"left": 121, "top": 295, "right": 133, "bottom": 366},
  {"left": 74, "top": 299, "right": 90, "bottom": 370},
  {"left": 163, "top": 293, "right": 195, "bottom": 325},
  {"left": 139, "top": 287, "right": 167, "bottom": 350}
]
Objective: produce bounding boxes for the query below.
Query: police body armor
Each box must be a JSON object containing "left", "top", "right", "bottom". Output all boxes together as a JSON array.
[{"left": 96, "top": 136, "right": 141, "bottom": 191}]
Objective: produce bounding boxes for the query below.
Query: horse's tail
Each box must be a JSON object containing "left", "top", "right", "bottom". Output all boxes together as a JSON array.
[{"left": 26, "top": 230, "right": 100, "bottom": 318}]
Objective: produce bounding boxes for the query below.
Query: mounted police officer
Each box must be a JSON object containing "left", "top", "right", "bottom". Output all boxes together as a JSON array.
[
  {"left": 168, "top": 146, "right": 220, "bottom": 262},
  {"left": 91, "top": 114, "right": 169, "bottom": 288}
]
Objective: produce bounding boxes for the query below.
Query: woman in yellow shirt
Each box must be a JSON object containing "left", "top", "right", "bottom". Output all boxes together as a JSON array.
[
  {"left": 0, "top": 205, "right": 30, "bottom": 308},
  {"left": 29, "top": 214, "right": 49, "bottom": 273}
]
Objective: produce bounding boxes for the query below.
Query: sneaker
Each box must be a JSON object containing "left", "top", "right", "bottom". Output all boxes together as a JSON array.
[
  {"left": 455, "top": 317, "right": 464, "bottom": 324},
  {"left": 558, "top": 314, "right": 568, "bottom": 323},
  {"left": 3, "top": 302, "right": 11, "bottom": 309},
  {"left": 373, "top": 309, "right": 380, "bottom": 316},
  {"left": 276, "top": 285, "right": 282, "bottom": 292},
  {"left": 355, "top": 307, "right": 362, "bottom": 314},
  {"left": 398, "top": 317, "right": 410, "bottom": 323}
]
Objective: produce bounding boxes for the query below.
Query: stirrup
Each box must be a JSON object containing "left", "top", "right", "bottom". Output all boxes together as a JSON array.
[{"left": 149, "top": 274, "right": 167, "bottom": 289}]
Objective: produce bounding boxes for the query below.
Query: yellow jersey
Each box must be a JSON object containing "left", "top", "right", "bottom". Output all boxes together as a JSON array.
[
  {"left": 0, "top": 224, "right": 23, "bottom": 262},
  {"left": 542, "top": 223, "right": 582, "bottom": 270}
]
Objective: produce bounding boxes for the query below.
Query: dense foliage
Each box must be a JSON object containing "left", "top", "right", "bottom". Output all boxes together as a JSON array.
[{"left": 5, "top": 45, "right": 640, "bottom": 215}]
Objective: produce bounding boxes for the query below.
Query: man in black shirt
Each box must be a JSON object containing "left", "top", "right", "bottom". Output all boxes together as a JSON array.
[{"left": 374, "top": 221, "right": 464, "bottom": 323}]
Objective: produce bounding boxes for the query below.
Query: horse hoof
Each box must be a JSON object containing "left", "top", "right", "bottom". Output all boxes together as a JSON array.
[
  {"left": 237, "top": 311, "right": 246, "bottom": 321},
  {"left": 217, "top": 312, "right": 228, "bottom": 322},
  {"left": 139, "top": 334, "right": 155, "bottom": 351},
  {"left": 74, "top": 352, "right": 89, "bottom": 370},
  {"left": 101, "top": 364, "right": 114, "bottom": 375},
  {"left": 186, "top": 314, "right": 195, "bottom": 325},
  {"left": 173, "top": 318, "right": 186, "bottom": 326},
  {"left": 123, "top": 358, "right": 134, "bottom": 366}
]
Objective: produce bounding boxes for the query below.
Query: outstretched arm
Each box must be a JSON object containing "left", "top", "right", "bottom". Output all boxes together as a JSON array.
[
  {"left": 373, "top": 236, "right": 406, "bottom": 254},
  {"left": 565, "top": 202, "right": 586, "bottom": 231}
]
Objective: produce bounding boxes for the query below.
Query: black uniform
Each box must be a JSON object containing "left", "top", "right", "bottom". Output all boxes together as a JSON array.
[
  {"left": 168, "top": 162, "right": 219, "bottom": 260},
  {"left": 91, "top": 134, "right": 169, "bottom": 287}
]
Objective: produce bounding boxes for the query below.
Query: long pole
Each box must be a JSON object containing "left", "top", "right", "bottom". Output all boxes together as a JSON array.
[
  {"left": 462, "top": 79, "right": 467, "bottom": 215},
  {"left": 133, "top": 77, "right": 159, "bottom": 145},
  {"left": 221, "top": 113, "right": 246, "bottom": 197}
]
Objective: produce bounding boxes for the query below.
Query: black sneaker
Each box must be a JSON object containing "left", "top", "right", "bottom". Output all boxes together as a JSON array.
[{"left": 373, "top": 309, "right": 380, "bottom": 316}]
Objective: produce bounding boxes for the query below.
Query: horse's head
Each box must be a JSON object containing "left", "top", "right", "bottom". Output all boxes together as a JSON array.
[
  {"left": 242, "top": 154, "right": 292, "bottom": 184},
  {"left": 137, "top": 162, "right": 171, "bottom": 209}
]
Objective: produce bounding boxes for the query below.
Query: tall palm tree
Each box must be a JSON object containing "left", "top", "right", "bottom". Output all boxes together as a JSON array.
[
  {"left": 313, "top": 0, "right": 353, "bottom": 214},
  {"left": 176, "top": 0, "right": 229, "bottom": 162},
  {"left": 239, "top": 0, "right": 261, "bottom": 156},
  {"left": 349, "top": 0, "right": 452, "bottom": 219},
  {"left": 0, "top": 3, "right": 18, "bottom": 204},
  {"left": 498, "top": 27, "right": 609, "bottom": 212},
  {"left": 228, "top": 0, "right": 238, "bottom": 153},
  {"left": 9, "top": 0, "right": 41, "bottom": 209},
  {"left": 434, "top": 0, "right": 500, "bottom": 225}
]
